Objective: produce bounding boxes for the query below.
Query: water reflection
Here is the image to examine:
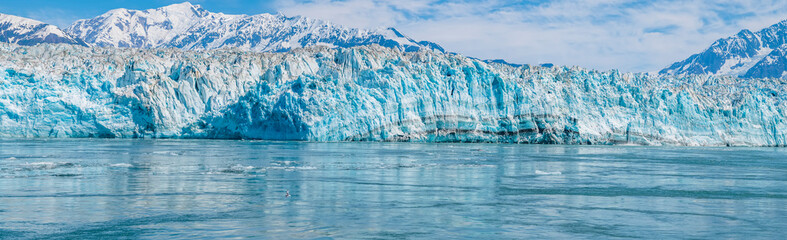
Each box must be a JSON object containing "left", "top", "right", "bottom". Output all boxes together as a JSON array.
[{"left": 0, "top": 140, "right": 785, "bottom": 239}]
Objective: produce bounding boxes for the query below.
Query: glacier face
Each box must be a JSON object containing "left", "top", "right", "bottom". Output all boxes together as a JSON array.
[
  {"left": 1, "top": 42, "right": 786, "bottom": 146},
  {"left": 66, "top": 2, "right": 442, "bottom": 53}
]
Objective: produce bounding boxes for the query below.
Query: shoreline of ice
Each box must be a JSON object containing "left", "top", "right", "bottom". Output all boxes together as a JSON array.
[{"left": 0, "top": 43, "right": 785, "bottom": 146}]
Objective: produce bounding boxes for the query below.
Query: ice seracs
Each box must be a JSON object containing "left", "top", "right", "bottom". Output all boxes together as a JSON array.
[
  {"left": 0, "top": 43, "right": 784, "bottom": 146},
  {"left": 66, "top": 2, "right": 442, "bottom": 53}
]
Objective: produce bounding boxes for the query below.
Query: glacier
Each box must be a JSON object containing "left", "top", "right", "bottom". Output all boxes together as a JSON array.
[{"left": 1, "top": 42, "right": 786, "bottom": 146}]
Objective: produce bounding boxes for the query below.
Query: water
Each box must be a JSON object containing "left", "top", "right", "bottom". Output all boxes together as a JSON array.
[{"left": 0, "top": 139, "right": 785, "bottom": 239}]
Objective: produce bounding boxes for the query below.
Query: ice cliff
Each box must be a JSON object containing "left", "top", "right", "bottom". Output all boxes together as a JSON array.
[{"left": 1, "top": 43, "right": 785, "bottom": 146}]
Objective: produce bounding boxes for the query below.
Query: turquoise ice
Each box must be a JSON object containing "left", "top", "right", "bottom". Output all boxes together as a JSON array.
[{"left": 0, "top": 43, "right": 785, "bottom": 146}]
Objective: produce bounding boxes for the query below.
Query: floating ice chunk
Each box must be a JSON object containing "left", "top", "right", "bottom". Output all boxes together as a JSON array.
[
  {"left": 266, "top": 166, "right": 317, "bottom": 171},
  {"left": 109, "top": 163, "right": 133, "bottom": 168},
  {"left": 219, "top": 164, "right": 256, "bottom": 174},
  {"left": 535, "top": 170, "right": 562, "bottom": 175}
]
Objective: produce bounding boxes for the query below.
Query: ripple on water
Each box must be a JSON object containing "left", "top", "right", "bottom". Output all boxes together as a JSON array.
[
  {"left": 109, "top": 163, "right": 133, "bottom": 168},
  {"left": 265, "top": 166, "right": 317, "bottom": 171},
  {"left": 535, "top": 170, "right": 562, "bottom": 175},
  {"left": 205, "top": 164, "right": 263, "bottom": 175},
  {"left": 0, "top": 140, "right": 784, "bottom": 239},
  {"left": 23, "top": 162, "right": 77, "bottom": 170}
]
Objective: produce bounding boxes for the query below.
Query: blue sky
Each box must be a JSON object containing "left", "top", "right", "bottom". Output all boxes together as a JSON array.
[{"left": 2, "top": 0, "right": 787, "bottom": 72}]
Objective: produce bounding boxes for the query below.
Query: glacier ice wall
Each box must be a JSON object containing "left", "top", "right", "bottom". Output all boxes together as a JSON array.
[{"left": 1, "top": 43, "right": 786, "bottom": 146}]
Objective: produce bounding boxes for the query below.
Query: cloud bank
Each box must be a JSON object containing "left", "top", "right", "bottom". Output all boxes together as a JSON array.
[{"left": 275, "top": 0, "right": 787, "bottom": 72}]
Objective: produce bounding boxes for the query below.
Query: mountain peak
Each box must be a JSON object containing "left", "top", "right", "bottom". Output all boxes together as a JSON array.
[
  {"left": 0, "top": 13, "right": 45, "bottom": 26},
  {"left": 156, "top": 2, "right": 207, "bottom": 16},
  {"left": 0, "top": 13, "right": 85, "bottom": 46},
  {"left": 65, "top": 3, "right": 442, "bottom": 52},
  {"left": 661, "top": 19, "right": 787, "bottom": 79},
  {"left": 161, "top": 1, "right": 195, "bottom": 9}
]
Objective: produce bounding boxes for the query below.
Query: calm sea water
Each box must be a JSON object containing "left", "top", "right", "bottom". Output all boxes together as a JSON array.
[{"left": 0, "top": 139, "right": 784, "bottom": 239}]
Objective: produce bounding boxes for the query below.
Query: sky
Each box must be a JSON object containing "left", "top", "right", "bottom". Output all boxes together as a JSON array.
[{"left": 1, "top": 0, "right": 787, "bottom": 72}]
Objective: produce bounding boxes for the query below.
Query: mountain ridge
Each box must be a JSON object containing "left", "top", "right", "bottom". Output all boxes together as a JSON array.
[
  {"left": 0, "top": 13, "right": 86, "bottom": 46},
  {"left": 661, "top": 19, "right": 787, "bottom": 78},
  {"left": 64, "top": 2, "right": 442, "bottom": 53}
]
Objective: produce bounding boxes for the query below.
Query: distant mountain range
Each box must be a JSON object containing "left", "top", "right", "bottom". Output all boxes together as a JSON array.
[
  {"left": 661, "top": 20, "right": 787, "bottom": 79},
  {"left": 0, "top": 13, "right": 85, "bottom": 46},
  {"left": 1, "top": 2, "right": 786, "bottom": 79},
  {"left": 66, "top": 2, "right": 441, "bottom": 52},
  {"left": 0, "top": 2, "right": 441, "bottom": 53}
]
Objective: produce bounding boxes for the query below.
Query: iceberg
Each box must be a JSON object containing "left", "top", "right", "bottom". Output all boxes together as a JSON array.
[{"left": 0, "top": 43, "right": 785, "bottom": 146}]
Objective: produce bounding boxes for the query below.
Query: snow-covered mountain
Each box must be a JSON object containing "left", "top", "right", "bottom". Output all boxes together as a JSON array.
[
  {"left": 661, "top": 20, "right": 787, "bottom": 78},
  {"left": 0, "top": 13, "right": 85, "bottom": 46},
  {"left": 1, "top": 43, "right": 785, "bottom": 146},
  {"left": 66, "top": 2, "right": 442, "bottom": 52}
]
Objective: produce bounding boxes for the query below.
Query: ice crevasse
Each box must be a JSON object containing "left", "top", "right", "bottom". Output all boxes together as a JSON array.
[{"left": 0, "top": 43, "right": 785, "bottom": 146}]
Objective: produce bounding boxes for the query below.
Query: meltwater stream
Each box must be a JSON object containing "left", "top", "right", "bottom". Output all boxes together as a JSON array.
[{"left": 0, "top": 139, "right": 785, "bottom": 239}]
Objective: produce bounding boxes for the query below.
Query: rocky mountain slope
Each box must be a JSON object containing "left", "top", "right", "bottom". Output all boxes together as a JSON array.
[
  {"left": 65, "top": 2, "right": 442, "bottom": 52},
  {"left": 0, "top": 13, "right": 85, "bottom": 46},
  {"left": 661, "top": 20, "right": 787, "bottom": 79}
]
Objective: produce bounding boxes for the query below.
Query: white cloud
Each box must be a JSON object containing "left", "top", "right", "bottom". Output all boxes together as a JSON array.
[
  {"left": 275, "top": 0, "right": 787, "bottom": 72},
  {"left": 273, "top": 0, "right": 432, "bottom": 29},
  {"left": 23, "top": 8, "right": 80, "bottom": 29}
]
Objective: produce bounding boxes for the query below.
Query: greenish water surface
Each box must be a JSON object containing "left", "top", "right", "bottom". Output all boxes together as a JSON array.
[{"left": 0, "top": 139, "right": 784, "bottom": 239}]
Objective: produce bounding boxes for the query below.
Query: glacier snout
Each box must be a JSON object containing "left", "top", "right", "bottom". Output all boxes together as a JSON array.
[{"left": 0, "top": 43, "right": 785, "bottom": 146}]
